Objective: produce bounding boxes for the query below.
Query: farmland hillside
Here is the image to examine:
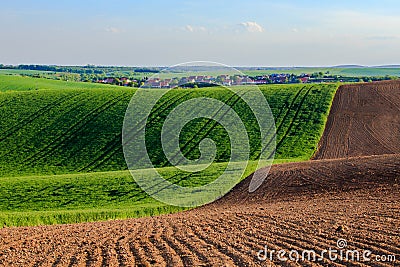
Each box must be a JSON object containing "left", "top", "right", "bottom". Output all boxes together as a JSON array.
[
  {"left": 0, "top": 81, "right": 398, "bottom": 266},
  {"left": 0, "top": 76, "right": 337, "bottom": 177},
  {"left": 0, "top": 75, "right": 338, "bottom": 226},
  {"left": 0, "top": 157, "right": 398, "bottom": 266}
]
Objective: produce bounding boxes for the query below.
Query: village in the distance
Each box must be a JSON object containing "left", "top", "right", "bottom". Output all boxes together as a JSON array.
[{"left": 2, "top": 64, "right": 395, "bottom": 88}]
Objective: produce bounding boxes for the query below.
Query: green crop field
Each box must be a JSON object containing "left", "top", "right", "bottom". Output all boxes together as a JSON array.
[
  {"left": 0, "top": 75, "right": 338, "bottom": 226},
  {"left": 0, "top": 74, "right": 120, "bottom": 92},
  {"left": 242, "top": 67, "right": 400, "bottom": 77},
  {"left": 0, "top": 69, "right": 56, "bottom": 76}
]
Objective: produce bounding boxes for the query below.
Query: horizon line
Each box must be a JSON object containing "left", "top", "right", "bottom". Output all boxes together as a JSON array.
[{"left": 2, "top": 63, "right": 400, "bottom": 69}]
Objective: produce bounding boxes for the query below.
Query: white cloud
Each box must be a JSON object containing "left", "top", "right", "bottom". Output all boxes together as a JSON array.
[
  {"left": 239, "top": 21, "right": 264, "bottom": 33},
  {"left": 104, "top": 26, "right": 123, "bottom": 34},
  {"left": 184, "top": 25, "right": 207, "bottom": 33},
  {"left": 185, "top": 25, "right": 194, "bottom": 32}
]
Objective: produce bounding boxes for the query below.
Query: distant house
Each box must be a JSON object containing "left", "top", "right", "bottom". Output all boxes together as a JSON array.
[
  {"left": 299, "top": 77, "right": 309, "bottom": 83},
  {"left": 179, "top": 77, "right": 189, "bottom": 84},
  {"left": 120, "top": 77, "right": 131, "bottom": 86},
  {"left": 241, "top": 77, "right": 254, "bottom": 84},
  {"left": 101, "top": 78, "right": 115, "bottom": 84},
  {"left": 188, "top": 76, "right": 197, "bottom": 83},
  {"left": 160, "top": 81, "right": 170, "bottom": 88}
]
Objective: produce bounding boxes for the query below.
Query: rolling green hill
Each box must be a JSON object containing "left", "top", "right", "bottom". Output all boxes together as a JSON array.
[
  {"left": 0, "top": 75, "right": 338, "bottom": 226},
  {"left": 0, "top": 84, "right": 336, "bottom": 177},
  {"left": 0, "top": 74, "right": 120, "bottom": 92}
]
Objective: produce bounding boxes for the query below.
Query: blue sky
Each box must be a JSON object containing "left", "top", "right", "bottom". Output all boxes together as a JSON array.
[{"left": 1, "top": 0, "right": 400, "bottom": 66}]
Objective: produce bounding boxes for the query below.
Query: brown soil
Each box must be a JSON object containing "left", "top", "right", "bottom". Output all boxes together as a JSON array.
[
  {"left": 1, "top": 81, "right": 399, "bottom": 266},
  {"left": 313, "top": 81, "right": 400, "bottom": 159}
]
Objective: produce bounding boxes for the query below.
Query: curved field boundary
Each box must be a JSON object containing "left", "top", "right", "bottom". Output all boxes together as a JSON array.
[
  {"left": 313, "top": 80, "right": 400, "bottom": 159},
  {"left": 219, "top": 153, "right": 400, "bottom": 205},
  {"left": 82, "top": 90, "right": 245, "bottom": 202},
  {"left": 102, "top": 87, "right": 314, "bottom": 209},
  {"left": 1, "top": 154, "right": 398, "bottom": 266}
]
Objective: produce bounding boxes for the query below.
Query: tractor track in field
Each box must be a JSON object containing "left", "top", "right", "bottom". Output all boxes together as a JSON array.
[
  {"left": 173, "top": 90, "right": 248, "bottom": 166},
  {"left": 18, "top": 93, "right": 101, "bottom": 164},
  {"left": 274, "top": 86, "right": 314, "bottom": 149},
  {"left": 26, "top": 94, "right": 127, "bottom": 166},
  {"left": 252, "top": 90, "right": 296, "bottom": 160},
  {"left": 256, "top": 86, "right": 308, "bottom": 158},
  {"left": 0, "top": 81, "right": 399, "bottom": 266},
  {"left": 162, "top": 90, "right": 244, "bottom": 167},
  {"left": 79, "top": 91, "right": 195, "bottom": 172},
  {"left": 267, "top": 86, "right": 314, "bottom": 158},
  {"left": 2, "top": 94, "right": 97, "bottom": 161},
  {"left": 85, "top": 89, "right": 235, "bottom": 172},
  {"left": 0, "top": 92, "right": 83, "bottom": 143}
]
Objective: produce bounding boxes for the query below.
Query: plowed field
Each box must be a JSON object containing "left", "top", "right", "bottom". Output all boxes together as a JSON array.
[{"left": 313, "top": 81, "right": 400, "bottom": 159}]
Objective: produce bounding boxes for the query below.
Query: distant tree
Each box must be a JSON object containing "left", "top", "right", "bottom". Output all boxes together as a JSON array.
[
  {"left": 232, "top": 75, "right": 240, "bottom": 84},
  {"left": 385, "top": 75, "right": 397, "bottom": 80},
  {"left": 113, "top": 78, "right": 121, "bottom": 86}
]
